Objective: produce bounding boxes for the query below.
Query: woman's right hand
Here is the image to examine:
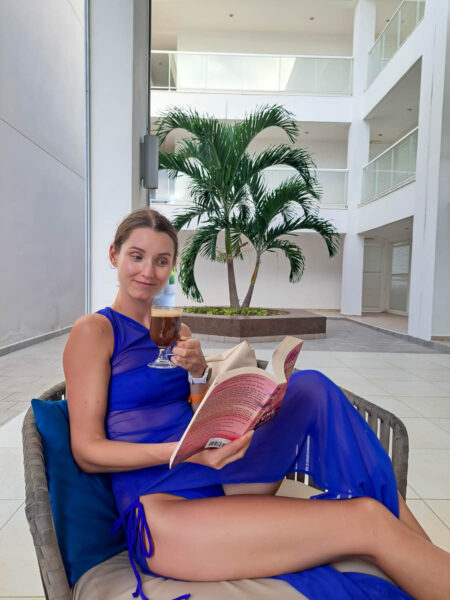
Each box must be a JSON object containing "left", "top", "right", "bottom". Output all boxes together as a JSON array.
[{"left": 185, "top": 430, "right": 254, "bottom": 470}]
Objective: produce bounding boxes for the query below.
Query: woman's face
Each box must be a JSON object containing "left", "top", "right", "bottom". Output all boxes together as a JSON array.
[{"left": 110, "top": 227, "right": 175, "bottom": 302}]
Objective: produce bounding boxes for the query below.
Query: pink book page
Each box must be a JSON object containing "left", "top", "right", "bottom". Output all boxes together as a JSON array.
[
  {"left": 170, "top": 372, "right": 277, "bottom": 467},
  {"left": 283, "top": 345, "right": 302, "bottom": 380},
  {"left": 254, "top": 382, "right": 288, "bottom": 428}
]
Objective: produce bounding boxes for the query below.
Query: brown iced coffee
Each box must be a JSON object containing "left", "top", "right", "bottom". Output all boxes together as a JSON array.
[{"left": 150, "top": 306, "right": 182, "bottom": 348}]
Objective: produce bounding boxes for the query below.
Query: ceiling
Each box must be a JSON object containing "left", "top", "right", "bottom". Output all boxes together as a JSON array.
[
  {"left": 152, "top": 0, "right": 357, "bottom": 48},
  {"left": 367, "top": 60, "right": 421, "bottom": 144},
  {"left": 152, "top": 1, "right": 406, "bottom": 50},
  {"left": 364, "top": 216, "right": 413, "bottom": 241}
]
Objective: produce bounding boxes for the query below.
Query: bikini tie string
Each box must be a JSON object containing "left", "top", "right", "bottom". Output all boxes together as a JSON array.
[{"left": 111, "top": 499, "right": 191, "bottom": 600}]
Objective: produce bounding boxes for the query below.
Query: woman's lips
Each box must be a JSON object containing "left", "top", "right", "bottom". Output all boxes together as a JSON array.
[{"left": 134, "top": 280, "right": 155, "bottom": 287}]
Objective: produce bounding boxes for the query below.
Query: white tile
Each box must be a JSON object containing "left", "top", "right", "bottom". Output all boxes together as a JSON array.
[
  {"left": 333, "top": 354, "right": 392, "bottom": 369},
  {"left": 313, "top": 367, "right": 366, "bottom": 383},
  {"left": 399, "top": 397, "right": 450, "bottom": 418},
  {"left": 406, "top": 500, "right": 450, "bottom": 552},
  {"left": 0, "top": 499, "right": 23, "bottom": 529},
  {"left": 430, "top": 418, "right": 450, "bottom": 434},
  {"left": 428, "top": 355, "right": 450, "bottom": 368},
  {"left": 415, "top": 369, "right": 450, "bottom": 383},
  {"left": 371, "top": 380, "right": 449, "bottom": 397},
  {"left": 336, "top": 379, "right": 390, "bottom": 397},
  {"left": 407, "top": 449, "right": 450, "bottom": 499},
  {"left": 0, "top": 448, "right": 25, "bottom": 500},
  {"left": 0, "top": 507, "right": 44, "bottom": 596},
  {"left": 354, "top": 367, "right": 423, "bottom": 381},
  {"left": 434, "top": 381, "right": 450, "bottom": 394},
  {"left": 424, "top": 500, "right": 450, "bottom": 529},
  {"left": 364, "top": 395, "right": 421, "bottom": 418},
  {"left": 401, "top": 418, "right": 450, "bottom": 449},
  {"left": 0, "top": 411, "right": 27, "bottom": 448},
  {"left": 383, "top": 355, "right": 447, "bottom": 370},
  {"left": 406, "top": 485, "right": 419, "bottom": 499}
]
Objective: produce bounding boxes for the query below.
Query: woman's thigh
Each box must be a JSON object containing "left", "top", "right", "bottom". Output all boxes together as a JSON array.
[{"left": 141, "top": 493, "right": 381, "bottom": 582}]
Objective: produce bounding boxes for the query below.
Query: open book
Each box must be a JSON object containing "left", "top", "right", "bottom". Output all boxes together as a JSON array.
[{"left": 169, "top": 336, "right": 303, "bottom": 468}]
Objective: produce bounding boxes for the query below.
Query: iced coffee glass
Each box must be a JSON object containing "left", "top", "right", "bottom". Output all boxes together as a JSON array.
[{"left": 147, "top": 306, "right": 183, "bottom": 369}]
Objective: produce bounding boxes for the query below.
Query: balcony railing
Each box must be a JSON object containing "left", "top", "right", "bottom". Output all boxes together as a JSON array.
[
  {"left": 151, "top": 51, "right": 353, "bottom": 96},
  {"left": 152, "top": 168, "right": 348, "bottom": 208},
  {"left": 367, "top": 0, "right": 425, "bottom": 87},
  {"left": 361, "top": 128, "right": 418, "bottom": 204}
]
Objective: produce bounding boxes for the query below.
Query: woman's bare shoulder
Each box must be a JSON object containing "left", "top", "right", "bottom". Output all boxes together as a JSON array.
[{"left": 65, "top": 313, "right": 114, "bottom": 358}]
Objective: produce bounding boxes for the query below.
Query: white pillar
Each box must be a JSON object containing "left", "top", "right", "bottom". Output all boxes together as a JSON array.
[
  {"left": 340, "top": 0, "right": 376, "bottom": 316},
  {"left": 88, "top": 0, "right": 148, "bottom": 312},
  {"left": 408, "top": 0, "right": 450, "bottom": 339}
]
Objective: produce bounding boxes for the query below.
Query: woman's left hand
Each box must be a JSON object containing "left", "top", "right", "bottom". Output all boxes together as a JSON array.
[{"left": 170, "top": 336, "right": 207, "bottom": 378}]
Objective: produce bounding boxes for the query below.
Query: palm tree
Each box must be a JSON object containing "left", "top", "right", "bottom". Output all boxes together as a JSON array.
[
  {"left": 156, "top": 104, "right": 318, "bottom": 308},
  {"left": 231, "top": 175, "right": 339, "bottom": 308}
]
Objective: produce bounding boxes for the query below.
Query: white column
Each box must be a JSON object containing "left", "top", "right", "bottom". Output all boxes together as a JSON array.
[
  {"left": 340, "top": 0, "right": 376, "bottom": 315},
  {"left": 408, "top": 0, "right": 450, "bottom": 339},
  {"left": 88, "top": 0, "right": 148, "bottom": 312}
]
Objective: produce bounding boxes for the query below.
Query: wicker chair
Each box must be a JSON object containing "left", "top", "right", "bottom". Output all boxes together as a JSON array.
[{"left": 22, "top": 371, "right": 409, "bottom": 600}]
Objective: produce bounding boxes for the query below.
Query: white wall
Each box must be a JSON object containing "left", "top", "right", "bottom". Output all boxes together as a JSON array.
[
  {"left": 176, "top": 30, "right": 353, "bottom": 56},
  {"left": 175, "top": 231, "right": 343, "bottom": 310},
  {"left": 89, "top": 0, "right": 149, "bottom": 312},
  {"left": 0, "top": 0, "right": 85, "bottom": 347}
]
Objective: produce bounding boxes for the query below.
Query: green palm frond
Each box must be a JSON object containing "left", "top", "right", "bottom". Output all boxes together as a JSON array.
[
  {"left": 251, "top": 146, "right": 318, "bottom": 189},
  {"left": 265, "top": 239, "right": 306, "bottom": 283},
  {"left": 178, "top": 224, "right": 223, "bottom": 301},
  {"left": 288, "top": 214, "right": 340, "bottom": 257},
  {"left": 171, "top": 205, "right": 207, "bottom": 231},
  {"left": 233, "top": 104, "right": 298, "bottom": 153}
]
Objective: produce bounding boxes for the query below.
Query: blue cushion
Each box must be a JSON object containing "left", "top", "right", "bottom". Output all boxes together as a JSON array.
[{"left": 31, "top": 399, "right": 127, "bottom": 586}]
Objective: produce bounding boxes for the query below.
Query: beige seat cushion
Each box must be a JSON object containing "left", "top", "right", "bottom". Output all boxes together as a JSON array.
[{"left": 73, "top": 480, "right": 391, "bottom": 600}]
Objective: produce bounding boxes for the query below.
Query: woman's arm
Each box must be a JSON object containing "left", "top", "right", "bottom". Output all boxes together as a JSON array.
[
  {"left": 64, "top": 315, "right": 252, "bottom": 473},
  {"left": 64, "top": 314, "right": 177, "bottom": 473},
  {"left": 171, "top": 323, "right": 209, "bottom": 412}
]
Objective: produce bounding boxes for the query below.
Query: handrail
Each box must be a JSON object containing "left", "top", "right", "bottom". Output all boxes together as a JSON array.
[
  {"left": 152, "top": 49, "right": 353, "bottom": 61},
  {"left": 367, "top": 0, "right": 408, "bottom": 56},
  {"left": 363, "top": 127, "right": 418, "bottom": 169}
]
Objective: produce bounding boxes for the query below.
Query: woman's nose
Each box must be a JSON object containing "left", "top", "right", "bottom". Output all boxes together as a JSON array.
[{"left": 141, "top": 260, "right": 154, "bottom": 278}]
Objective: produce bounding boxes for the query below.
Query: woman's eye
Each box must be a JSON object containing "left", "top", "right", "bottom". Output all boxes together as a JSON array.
[
  {"left": 156, "top": 259, "right": 168, "bottom": 266},
  {"left": 131, "top": 254, "right": 142, "bottom": 261}
]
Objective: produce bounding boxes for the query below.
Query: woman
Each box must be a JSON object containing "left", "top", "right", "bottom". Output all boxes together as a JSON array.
[{"left": 64, "top": 208, "right": 449, "bottom": 600}]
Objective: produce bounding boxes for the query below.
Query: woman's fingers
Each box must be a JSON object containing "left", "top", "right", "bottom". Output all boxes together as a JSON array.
[
  {"left": 186, "top": 431, "right": 254, "bottom": 469},
  {"left": 171, "top": 336, "right": 206, "bottom": 375}
]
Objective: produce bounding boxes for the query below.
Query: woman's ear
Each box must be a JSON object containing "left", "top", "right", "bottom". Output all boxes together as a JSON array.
[{"left": 109, "top": 244, "right": 118, "bottom": 268}]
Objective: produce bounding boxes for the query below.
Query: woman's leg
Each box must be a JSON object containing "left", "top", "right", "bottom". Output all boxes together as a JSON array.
[
  {"left": 142, "top": 493, "right": 450, "bottom": 600},
  {"left": 398, "top": 491, "right": 431, "bottom": 541}
]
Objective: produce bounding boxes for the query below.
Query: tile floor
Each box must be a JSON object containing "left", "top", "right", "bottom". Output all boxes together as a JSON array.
[{"left": 0, "top": 327, "right": 449, "bottom": 598}]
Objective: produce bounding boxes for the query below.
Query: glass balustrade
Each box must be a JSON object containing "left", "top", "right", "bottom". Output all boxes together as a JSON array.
[
  {"left": 367, "top": 0, "right": 425, "bottom": 86},
  {"left": 151, "top": 51, "right": 353, "bottom": 96},
  {"left": 153, "top": 168, "right": 348, "bottom": 208},
  {"left": 361, "top": 128, "right": 418, "bottom": 204}
]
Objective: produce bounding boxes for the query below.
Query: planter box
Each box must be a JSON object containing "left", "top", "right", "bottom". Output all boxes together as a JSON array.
[{"left": 182, "top": 308, "right": 326, "bottom": 342}]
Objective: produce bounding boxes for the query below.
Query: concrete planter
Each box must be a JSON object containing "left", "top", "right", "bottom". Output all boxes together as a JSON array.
[{"left": 182, "top": 308, "right": 326, "bottom": 342}]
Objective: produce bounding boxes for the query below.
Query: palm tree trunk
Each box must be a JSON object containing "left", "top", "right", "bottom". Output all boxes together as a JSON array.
[
  {"left": 241, "top": 257, "right": 260, "bottom": 309},
  {"left": 225, "top": 229, "right": 239, "bottom": 308}
]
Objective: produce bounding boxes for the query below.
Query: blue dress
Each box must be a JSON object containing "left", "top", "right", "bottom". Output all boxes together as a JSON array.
[{"left": 99, "top": 307, "right": 413, "bottom": 600}]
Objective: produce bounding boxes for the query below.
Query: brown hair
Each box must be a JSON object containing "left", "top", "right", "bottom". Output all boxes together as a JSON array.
[{"left": 113, "top": 208, "right": 178, "bottom": 262}]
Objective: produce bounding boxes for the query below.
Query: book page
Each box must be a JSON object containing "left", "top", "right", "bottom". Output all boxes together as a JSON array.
[
  {"left": 271, "top": 337, "right": 303, "bottom": 382},
  {"left": 170, "top": 370, "right": 277, "bottom": 467}
]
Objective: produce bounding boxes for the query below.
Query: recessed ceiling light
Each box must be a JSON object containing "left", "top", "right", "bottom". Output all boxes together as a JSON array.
[
  {"left": 309, "top": 16, "right": 315, "bottom": 21},
  {"left": 229, "top": 13, "right": 234, "bottom": 18}
]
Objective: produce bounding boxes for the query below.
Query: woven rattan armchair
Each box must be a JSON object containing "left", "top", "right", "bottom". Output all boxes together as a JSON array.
[{"left": 22, "top": 372, "right": 408, "bottom": 600}]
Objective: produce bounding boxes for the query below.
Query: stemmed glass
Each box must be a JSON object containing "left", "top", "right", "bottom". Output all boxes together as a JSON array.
[{"left": 147, "top": 306, "right": 183, "bottom": 369}]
